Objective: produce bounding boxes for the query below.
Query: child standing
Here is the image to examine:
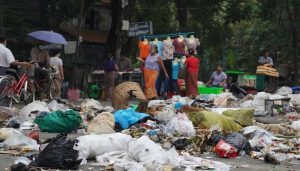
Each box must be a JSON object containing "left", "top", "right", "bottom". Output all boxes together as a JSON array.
[{"left": 171, "top": 57, "right": 182, "bottom": 95}]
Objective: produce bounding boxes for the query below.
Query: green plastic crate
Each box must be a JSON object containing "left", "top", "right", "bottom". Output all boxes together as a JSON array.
[{"left": 198, "top": 86, "right": 224, "bottom": 94}]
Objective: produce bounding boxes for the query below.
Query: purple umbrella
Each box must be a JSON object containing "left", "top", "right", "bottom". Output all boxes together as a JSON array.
[{"left": 28, "top": 30, "right": 67, "bottom": 45}]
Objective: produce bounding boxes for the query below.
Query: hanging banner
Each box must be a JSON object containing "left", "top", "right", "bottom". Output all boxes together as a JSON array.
[{"left": 128, "top": 21, "right": 153, "bottom": 37}]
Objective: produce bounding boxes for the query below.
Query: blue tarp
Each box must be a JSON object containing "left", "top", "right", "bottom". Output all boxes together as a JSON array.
[{"left": 114, "top": 108, "right": 149, "bottom": 129}]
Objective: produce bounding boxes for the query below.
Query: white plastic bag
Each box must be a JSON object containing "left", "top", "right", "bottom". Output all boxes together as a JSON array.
[
  {"left": 147, "top": 100, "right": 166, "bottom": 108},
  {"left": 213, "top": 93, "right": 237, "bottom": 107},
  {"left": 81, "top": 99, "right": 103, "bottom": 112},
  {"left": 157, "top": 106, "right": 176, "bottom": 122},
  {"left": 291, "top": 120, "right": 300, "bottom": 131},
  {"left": 14, "top": 157, "right": 31, "bottom": 165},
  {"left": 289, "top": 94, "right": 300, "bottom": 106},
  {"left": 165, "top": 113, "right": 195, "bottom": 137},
  {"left": 47, "top": 100, "right": 69, "bottom": 112},
  {"left": 74, "top": 133, "right": 133, "bottom": 164},
  {"left": 19, "top": 101, "right": 49, "bottom": 121},
  {"left": 128, "top": 136, "right": 179, "bottom": 170},
  {"left": 1, "top": 128, "right": 39, "bottom": 150},
  {"left": 276, "top": 86, "right": 292, "bottom": 96},
  {"left": 242, "top": 126, "right": 277, "bottom": 147},
  {"left": 253, "top": 92, "right": 270, "bottom": 111},
  {"left": 240, "top": 100, "right": 255, "bottom": 108}
]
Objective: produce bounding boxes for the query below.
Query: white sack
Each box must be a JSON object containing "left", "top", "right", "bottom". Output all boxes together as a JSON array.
[
  {"left": 276, "top": 86, "right": 292, "bottom": 96},
  {"left": 19, "top": 101, "right": 49, "bottom": 120},
  {"left": 165, "top": 113, "right": 195, "bottom": 137}
]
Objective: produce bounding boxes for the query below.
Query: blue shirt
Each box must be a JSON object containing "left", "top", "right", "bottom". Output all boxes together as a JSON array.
[
  {"left": 172, "top": 61, "right": 181, "bottom": 80},
  {"left": 150, "top": 41, "right": 163, "bottom": 57}
]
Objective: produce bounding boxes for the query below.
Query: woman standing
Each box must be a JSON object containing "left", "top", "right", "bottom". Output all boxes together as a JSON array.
[
  {"left": 104, "top": 53, "right": 118, "bottom": 100},
  {"left": 185, "top": 49, "right": 200, "bottom": 98},
  {"left": 138, "top": 45, "right": 168, "bottom": 100}
]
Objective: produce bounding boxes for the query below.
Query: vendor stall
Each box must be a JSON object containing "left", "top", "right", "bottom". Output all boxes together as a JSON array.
[
  {"left": 87, "top": 70, "right": 143, "bottom": 99},
  {"left": 256, "top": 65, "right": 279, "bottom": 92}
]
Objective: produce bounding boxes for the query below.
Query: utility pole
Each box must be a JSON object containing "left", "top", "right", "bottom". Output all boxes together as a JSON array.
[{"left": 73, "top": 0, "right": 85, "bottom": 88}]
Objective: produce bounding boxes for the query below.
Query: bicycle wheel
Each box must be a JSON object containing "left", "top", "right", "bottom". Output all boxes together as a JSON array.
[
  {"left": 22, "top": 80, "right": 36, "bottom": 104},
  {"left": 0, "top": 77, "right": 11, "bottom": 106}
]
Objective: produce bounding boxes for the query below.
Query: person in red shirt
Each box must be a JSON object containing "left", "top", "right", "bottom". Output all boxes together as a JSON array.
[{"left": 185, "top": 49, "right": 200, "bottom": 98}]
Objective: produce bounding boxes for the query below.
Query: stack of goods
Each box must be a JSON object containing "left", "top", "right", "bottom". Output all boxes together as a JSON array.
[{"left": 256, "top": 65, "right": 279, "bottom": 77}]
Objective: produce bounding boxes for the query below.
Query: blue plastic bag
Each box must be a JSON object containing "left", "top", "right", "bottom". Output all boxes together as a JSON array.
[{"left": 114, "top": 108, "right": 149, "bottom": 129}]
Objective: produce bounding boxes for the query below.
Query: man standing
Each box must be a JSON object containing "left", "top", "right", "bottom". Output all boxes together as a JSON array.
[
  {"left": 0, "top": 35, "right": 28, "bottom": 76},
  {"left": 258, "top": 49, "right": 273, "bottom": 66}
]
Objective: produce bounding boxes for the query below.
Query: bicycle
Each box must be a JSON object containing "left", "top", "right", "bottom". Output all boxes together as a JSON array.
[{"left": 0, "top": 64, "right": 56, "bottom": 107}]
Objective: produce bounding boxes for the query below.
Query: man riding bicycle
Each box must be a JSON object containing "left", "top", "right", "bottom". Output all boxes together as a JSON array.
[{"left": 0, "top": 35, "right": 28, "bottom": 76}]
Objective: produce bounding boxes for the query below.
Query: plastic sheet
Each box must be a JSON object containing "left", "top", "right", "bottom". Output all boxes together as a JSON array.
[
  {"left": 114, "top": 108, "right": 149, "bottom": 130},
  {"left": 35, "top": 110, "right": 82, "bottom": 133},
  {"left": 19, "top": 101, "right": 49, "bottom": 121}
]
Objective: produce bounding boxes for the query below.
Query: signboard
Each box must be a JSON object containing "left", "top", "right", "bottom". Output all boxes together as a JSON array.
[{"left": 128, "top": 21, "right": 153, "bottom": 37}]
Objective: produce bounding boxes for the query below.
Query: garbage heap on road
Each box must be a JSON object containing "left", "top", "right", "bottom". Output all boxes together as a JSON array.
[{"left": 0, "top": 83, "right": 300, "bottom": 171}]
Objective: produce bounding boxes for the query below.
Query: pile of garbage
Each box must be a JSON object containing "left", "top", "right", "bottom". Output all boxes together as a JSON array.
[{"left": 0, "top": 84, "right": 300, "bottom": 170}]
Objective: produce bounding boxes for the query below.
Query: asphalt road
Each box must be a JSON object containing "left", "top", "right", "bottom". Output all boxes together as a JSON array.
[{"left": 0, "top": 101, "right": 299, "bottom": 171}]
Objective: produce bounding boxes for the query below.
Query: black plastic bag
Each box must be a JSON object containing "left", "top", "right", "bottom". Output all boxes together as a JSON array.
[
  {"left": 207, "top": 132, "right": 223, "bottom": 146},
  {"left": 30, "top": 133, "right": 81, "bottom": 170},
  {"left": 223, "top": 132, "right": 252, "bottom": 153},
  {"left": 11, "top": 163, "right": 28, "bottom": 171},
  {"left": 172, "top": 138, "right": 190, "bottom": 150}
]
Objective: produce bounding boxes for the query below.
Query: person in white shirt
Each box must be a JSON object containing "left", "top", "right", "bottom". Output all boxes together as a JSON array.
[
  {"left": 50, "top": 50, "right": 64, "bottom": 98},
  {"left": 0, "top": 35, "right": 28, "bottom": 76}
]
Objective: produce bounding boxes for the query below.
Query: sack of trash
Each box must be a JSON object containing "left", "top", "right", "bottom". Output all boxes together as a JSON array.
[
  {"left": 188, "top": 111, "right": 242, "bottom": 133},
  {"left": 19, "top": 101, "right": 49, "bottom": 121},
  {"left": 165, "top": 113, "right": 196, "bottom": 137},
  {"left": 74, "top": 133, "right": 133, "bottom": 165},
  {"left": 291, "top": 120, "right": 300, "bottom": 131},
  {"left": 223, "top": 109, "right": 254, "bottom": 127},
  {"left": 34, "top": 110, "right": 82, "bottom": 133},
  {"left": 112, "top": 82, "right": 147, "bottom": 110},
  {"left": 31, "top": 134, "right": 81, "bottom": 170},
  {"left": 114, "top": 108, "right": 150, "bottom": 130},
  {"left": 87, "top": 112, "right": 115, "bottom": 134}
]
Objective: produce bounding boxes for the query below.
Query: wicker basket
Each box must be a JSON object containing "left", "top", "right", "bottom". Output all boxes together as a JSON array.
[{"left": 18, "top": 65, "right": 35, "bottom": 77}]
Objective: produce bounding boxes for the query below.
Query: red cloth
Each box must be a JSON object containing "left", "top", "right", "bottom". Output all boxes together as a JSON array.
[
  {"left": 138, "top": 41, "right": 150, "bottom": 60},
  {"left": 185, "top": 56, "right": 200, "bottom": 72},
  {"left": 185, "top": 70, "right": 199, "bottom": 97}
]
